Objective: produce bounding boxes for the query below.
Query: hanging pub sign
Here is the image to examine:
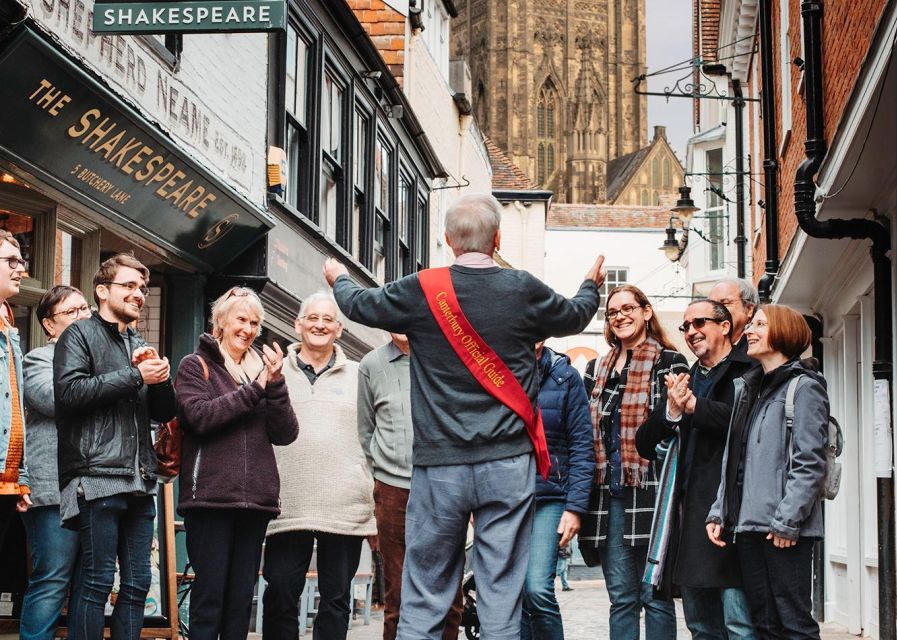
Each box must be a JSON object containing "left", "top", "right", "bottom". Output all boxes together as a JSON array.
[{"left": 92, "top": 0, "right": 286, "bottom": 34}]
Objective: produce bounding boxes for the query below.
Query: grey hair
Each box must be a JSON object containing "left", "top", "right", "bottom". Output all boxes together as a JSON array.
[
  {"left": 298, "top": 291, "right": 343, "bottom": 323},
  {"left": 688, "top": 298, "right": 733, "bottom": 326},
  {"left": 210, "top": 287, "right": 265, "bottom": 339},
  {"left": 717, "top": 278, "right": 759, "bottom": 315},
  {"left": 444, "top": 194, "right": 502, "bottom": 255}
]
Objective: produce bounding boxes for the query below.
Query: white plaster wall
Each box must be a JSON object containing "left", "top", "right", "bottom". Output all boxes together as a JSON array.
[
  {"left": 544, "top": 227, "right": 692, "bottom": 371},
  {"left": 403, "top": 35, "right": 492, "bottom": 267},
  {"left": 498, "top": 201, "right": 546, "bottom": 278},
  {"left": 23, "top": 0, "right": 268, "bottom": 204}
]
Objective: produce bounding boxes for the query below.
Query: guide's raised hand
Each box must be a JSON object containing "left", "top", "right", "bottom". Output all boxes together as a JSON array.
[
  {"left": 323, "top": 257, "right": 349, "bottom": 287},
  {"left": 585, "top": 254, "right": 607, "bottom": 288}
]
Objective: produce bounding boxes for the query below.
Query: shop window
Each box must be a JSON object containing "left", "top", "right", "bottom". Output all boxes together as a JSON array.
[
  {"left": 285, "top": 22, "right": 311, "bottom": 213},
  {"left": 1, "top": 211, "right": 34, "bottom": 277},
  {"left": 55, "top": 230, "right": 83, "bottom": 287}
]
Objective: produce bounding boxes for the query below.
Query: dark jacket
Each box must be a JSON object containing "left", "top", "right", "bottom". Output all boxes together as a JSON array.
[
  {"left": 55, "top": 312, "right": 177, "bottom": 489},
  {"left": 709, "top": 358, "right": 828, "bottom": 540},
  {"left": 175, "top": 334, "right": 299, "bottom": 516},
  {"left": 332, "top": 268, "right": 599, "bottom": 467},
  {"left": 535, "top": 347, "right": 594, "bottom": 513},
  {"left": 637, "top": 346, "right": 756, "bottom": 592}
]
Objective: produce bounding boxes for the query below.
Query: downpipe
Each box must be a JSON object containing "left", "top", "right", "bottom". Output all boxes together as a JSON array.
[
  {"left": 756, "top": 0, "right": 780, "bottom": 302},
  {"left": 796, "top": 2, "right": 895, "bottom": 637}
]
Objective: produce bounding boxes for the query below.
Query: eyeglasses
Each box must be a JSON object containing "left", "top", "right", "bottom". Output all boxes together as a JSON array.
[
  {"left": 104, "top": 281, "right": 149, "bottom": 296},
  {"left": 678, "top": 317, "right": 722, "bottom": 333},
  {"left": 605, "top": 303, "right": 643, "bottom": 321},
  {"left": 744, "top": 320, "right": 768, "bottom": 331},
  {"left": 301, "top": 314, "right": 339, "bottom": 326},
  {"left": 0, "top": 256, "right": 27, "bottom": 271},
  {"left": 226, "top": 287, "right": 254, "bottom": 299},
  {"left": 50, "top": 304, "right": 91, "bottom": 320}
]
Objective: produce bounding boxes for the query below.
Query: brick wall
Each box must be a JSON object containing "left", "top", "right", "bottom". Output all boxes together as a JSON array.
[
  {"left": 752, "top": 0, "right": 889, "bottom": 281},
  {"left": 347, "top": 0, "right": 406, "bottom": 85}
]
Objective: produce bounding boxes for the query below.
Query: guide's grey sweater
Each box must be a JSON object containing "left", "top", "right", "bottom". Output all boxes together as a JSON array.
[{"left": 333, "top": 266, "right": 600, "bottom": 466}]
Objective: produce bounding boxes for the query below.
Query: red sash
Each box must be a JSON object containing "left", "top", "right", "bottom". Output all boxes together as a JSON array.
[{"left": 418, "top": 267, "right": 551, "bottom": 479}]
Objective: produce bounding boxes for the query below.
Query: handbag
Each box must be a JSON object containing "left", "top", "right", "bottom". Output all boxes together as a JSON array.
[{"left": 154, "top": 354, "right": 208, "bottom": 481}]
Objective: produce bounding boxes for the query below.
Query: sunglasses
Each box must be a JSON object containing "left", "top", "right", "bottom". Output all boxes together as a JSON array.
[{"left": 678, "top": 317, "right": 722, "bottom": 333}]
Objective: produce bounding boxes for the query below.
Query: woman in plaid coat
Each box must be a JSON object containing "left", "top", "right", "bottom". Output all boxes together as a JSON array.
[{"left": 578, "top": 285, "right": 688, "bottom": 639}]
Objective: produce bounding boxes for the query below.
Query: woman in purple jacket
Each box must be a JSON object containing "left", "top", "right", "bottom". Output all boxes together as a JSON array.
[{"left": 175, "top": 287, "right": 299, "bottom": 640}]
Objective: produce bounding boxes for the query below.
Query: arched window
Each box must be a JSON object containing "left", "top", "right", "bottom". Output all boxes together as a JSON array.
[
  {"left": 641, "top": 189, "right": 649, "bottom": 205},
  {"left": 654, "top": 190, "right": 660, "bottom": 205},
  {"left": 536, "top": 80, "right": 558, "bottom": 187},
  {"left": 652, "top": 157, "right": 660, "bottom": 188},
  {"left": 663, "top": 158, "right": 672, "bottom": 188}
]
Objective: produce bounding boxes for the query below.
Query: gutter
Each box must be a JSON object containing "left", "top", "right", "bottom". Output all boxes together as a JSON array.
[
  {"left": 795, "top": 4, "right": 895, "bottom": 637},
  {"left": 756, "top": 0, "right": 780, "bottom": 302}
]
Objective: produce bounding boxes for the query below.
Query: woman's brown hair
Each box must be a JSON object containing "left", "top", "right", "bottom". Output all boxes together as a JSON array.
[
  {"left": 761, "top": 304, "right": 812, "bottom": 360},
  {"left": 603, "top": 284, "right": 675, "bottom": 350}
]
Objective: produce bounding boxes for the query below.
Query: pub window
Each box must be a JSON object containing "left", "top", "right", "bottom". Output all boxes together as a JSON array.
[
  {"left": 319, "top": 69, "right": 345, "bottom": 240},
  {"left": 285, "top": 22, "right": 311, "bottom": 212},
  {"left": 416, "top": 193, "right": 429, "bottom": 271},
  {"left": 397, "top": 171, "right": 412, "bottom": 277},
  {"left": 373, "top": 137, "right": 392, "bottom": 282},
  {"left": 352, "top": 109, "right": 369, "bottom": 262}
]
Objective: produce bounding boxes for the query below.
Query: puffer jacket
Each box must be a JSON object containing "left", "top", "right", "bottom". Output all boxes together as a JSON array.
[
  {"left": 535, "top": 347, "right": 594, "bottom": 513},
  {"left": 54, "top": 312, "right": 177, "bottom": 488},
  {"left": 176, "top": 334, "right": 299, "bottom": 516},
  {"left": 708, "top": 358, "right": 828, "bottom": 540}
]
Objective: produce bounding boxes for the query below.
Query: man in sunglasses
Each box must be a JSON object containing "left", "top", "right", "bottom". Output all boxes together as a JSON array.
[
  {"left": 54, "top": 253, "right": 177, "bottom": 638},
  {"left": 637, "top": 299, "right": 757, "bottom": 638}
]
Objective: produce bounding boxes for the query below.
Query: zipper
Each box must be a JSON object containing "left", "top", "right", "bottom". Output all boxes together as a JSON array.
[{"left": 192, "top": 447, "right": 203, "bottom": 499}]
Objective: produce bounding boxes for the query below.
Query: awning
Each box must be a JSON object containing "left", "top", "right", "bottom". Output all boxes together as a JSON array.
[{"left": 0, "top": 25, "right": 274, "bottom": 272}]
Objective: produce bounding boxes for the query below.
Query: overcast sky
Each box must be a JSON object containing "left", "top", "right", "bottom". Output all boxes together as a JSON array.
[{"left": 645, "top": 0, "right": 693, "bottom": 162}]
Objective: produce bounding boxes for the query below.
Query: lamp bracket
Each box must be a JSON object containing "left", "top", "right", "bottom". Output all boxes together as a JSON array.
[{"left": 633, "top": 60, "right": 760, "bottom": 103}]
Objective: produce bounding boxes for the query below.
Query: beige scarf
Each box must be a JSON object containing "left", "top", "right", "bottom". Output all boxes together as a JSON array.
[{"left": 218, "top": 341, "right": 265, "bottom": 386}]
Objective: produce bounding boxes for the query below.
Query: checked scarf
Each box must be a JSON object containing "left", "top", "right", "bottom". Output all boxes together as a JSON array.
[{"left": 590, "top": 337, "right": 662, "bottom": 487}]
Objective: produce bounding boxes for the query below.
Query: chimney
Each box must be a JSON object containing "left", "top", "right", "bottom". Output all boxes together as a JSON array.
[{"left": 653, "top": 125, "right": 667, "bottom": 141}]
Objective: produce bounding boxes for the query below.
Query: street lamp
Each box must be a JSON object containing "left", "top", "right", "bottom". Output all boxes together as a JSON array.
[
  {"left": 670, "top": 185, "right": 700, "bottom": 224},
  {"left": 660, "top": 221, "right": 681, "bottom": 261}
]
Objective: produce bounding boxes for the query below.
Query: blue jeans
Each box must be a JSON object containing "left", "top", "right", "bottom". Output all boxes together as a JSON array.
[
  {"left": 600, "top": 497, "right": 676, "bottom": 640},
  {"left": 20, "top": 505, "right": 80, "bottom": 640},
  {"left": 521, "top": 500, "right": 565, "bottom": 640},
  {"left": 556, "top": 558, "right": 570, "bottom": 590},
  {"left": 398, "top": 454, "right": 535, "bottom": 640},
  {"left": 69, "top": 493, "right": 155, "bottom": 640},
  {"left": 680, "top": 585, "right": 754, "bottom": 639}
]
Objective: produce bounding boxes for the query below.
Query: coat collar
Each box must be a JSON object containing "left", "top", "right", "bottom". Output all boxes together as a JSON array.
[{"left": 285, "top": 341, "right": 347, "bottom": 373}]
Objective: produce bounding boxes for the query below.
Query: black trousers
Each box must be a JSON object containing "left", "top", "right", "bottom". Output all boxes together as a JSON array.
[
  {"left": 0, "top": 495, "right": 17, "bottom": 549},
  {"left": 262, "top": 530, "right": 363, "bottom": 640},
  {"left": 184, "top": 508, "right": 271, "bottom": 640},
  {"left": 736, "top": 533, "right": 820, "bottom": 640}
]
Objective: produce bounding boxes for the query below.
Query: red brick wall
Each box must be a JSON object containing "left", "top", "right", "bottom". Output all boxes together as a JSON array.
[
  {"left": 752, "top": 0, "right": 889, "bottom": 282},
  {"left": 347, "top": 0, "right": 406, "bottom": 86}
]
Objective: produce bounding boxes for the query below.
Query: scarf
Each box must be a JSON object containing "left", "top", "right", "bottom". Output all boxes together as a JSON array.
[
  {"left": 589, "top": 336, "right": 662, "bottom": 486},
  {"left": 644, "top": 434, "right": 679, "bottom": 587},
  {"left": 218, "top": 342, "right": 265, "bottom": 386},
  {"left": 1, "top": 319, "right": 26, "bottom": 493}
]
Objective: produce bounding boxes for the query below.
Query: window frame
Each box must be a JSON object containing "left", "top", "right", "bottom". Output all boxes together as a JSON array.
[
  {"left": 598, "top": 268, "right": 630, "bottom": 313},
  {"left": 318, "top": 55, "right": 350, "bottom": 243}
]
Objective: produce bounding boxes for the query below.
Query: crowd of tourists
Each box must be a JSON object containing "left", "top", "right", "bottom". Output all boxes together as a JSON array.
[{"left": 0, "top": 192, "right": 831, "bottom": 640}]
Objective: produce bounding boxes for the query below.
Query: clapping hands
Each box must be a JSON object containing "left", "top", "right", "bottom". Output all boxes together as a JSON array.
[
  {"left": 664, "top": 372, "right": 696, "bottom": 420},
  {"left": 257, "top": 343, "right": 285, "bottom": 388}
]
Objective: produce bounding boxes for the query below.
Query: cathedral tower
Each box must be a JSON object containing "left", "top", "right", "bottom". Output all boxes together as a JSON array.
[{"left": 452, "top": 0, "right": 648, "bottom": 203}]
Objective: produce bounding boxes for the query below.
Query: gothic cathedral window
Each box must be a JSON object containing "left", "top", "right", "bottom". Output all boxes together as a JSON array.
[{"left": 536, "top": 81, "right": 558, "bottom": 186}]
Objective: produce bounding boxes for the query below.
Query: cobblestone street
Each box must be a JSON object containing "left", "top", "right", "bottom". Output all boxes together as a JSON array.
[{"left": 269, "top": 577, "right": 859, "bottom": 640}]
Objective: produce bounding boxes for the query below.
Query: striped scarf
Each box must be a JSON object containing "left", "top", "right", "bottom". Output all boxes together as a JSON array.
[
  {"left": 644, "top": 435, "right": 679, "bottom": 587},
  {"left": 590, "top": 337, "right": 662, "bottom": 487}
]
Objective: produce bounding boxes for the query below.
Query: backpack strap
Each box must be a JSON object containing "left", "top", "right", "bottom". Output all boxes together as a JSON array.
[{"left": 784, "top": 375, "right": 804, "bottom": 473}]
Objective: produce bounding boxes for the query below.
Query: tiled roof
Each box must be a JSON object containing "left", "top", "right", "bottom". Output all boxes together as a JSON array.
[
  {"left": 547, "top": 204, "right": 671, "bottom": 230},
  {"left": 606, "top": 146, "right": 650, "bottom": 201},
  {"left": 484, "top": 136, "right": 536, "bottom": 190},
  {"left": 347, "top": 0, "right": 406, "bottom": 84}
]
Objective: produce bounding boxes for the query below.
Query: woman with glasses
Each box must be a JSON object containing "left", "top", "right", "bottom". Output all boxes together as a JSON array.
[
  {"left": 175, "top": 287, "right": 298, "bottom": 639},
  {"left": 579, "top": 285, "right": 687, "bottom": 640},
  {"left": 19, "top": 286, "right": 91, "bottom": 640},
  {"left": 707, "top": 305, "right": 828, "bottom": 639}
]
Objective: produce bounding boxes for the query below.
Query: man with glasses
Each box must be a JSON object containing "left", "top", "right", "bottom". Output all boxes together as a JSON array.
[
  {"left": 709, "top": 278, "right": 759, "bottom": 348},
  {"left": 54, "top": 253, "right": 176, "bottom": 639},
  {"left": 0, "top": 230, "right": 31, "bottom": 555},
  {"left": 637, "top": 299, "right": 757, "bottom": 639},
  {"left": 263, "top": 291, "right": 376, "bottom": 640}
]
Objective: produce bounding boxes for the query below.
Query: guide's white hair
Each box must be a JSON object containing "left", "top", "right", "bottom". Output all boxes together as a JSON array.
[{"left": 444, "top": 194, "right": 503, "bottom": 255}]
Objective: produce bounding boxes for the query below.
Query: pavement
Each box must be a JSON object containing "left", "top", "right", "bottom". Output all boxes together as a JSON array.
[{"left": 247, "top": 577, "right": 860, "bottom": 640}]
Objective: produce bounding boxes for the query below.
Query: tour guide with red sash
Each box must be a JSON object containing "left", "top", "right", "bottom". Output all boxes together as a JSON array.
[{"left": 324, "top": 192, "right": 605, "bottom": 638}]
